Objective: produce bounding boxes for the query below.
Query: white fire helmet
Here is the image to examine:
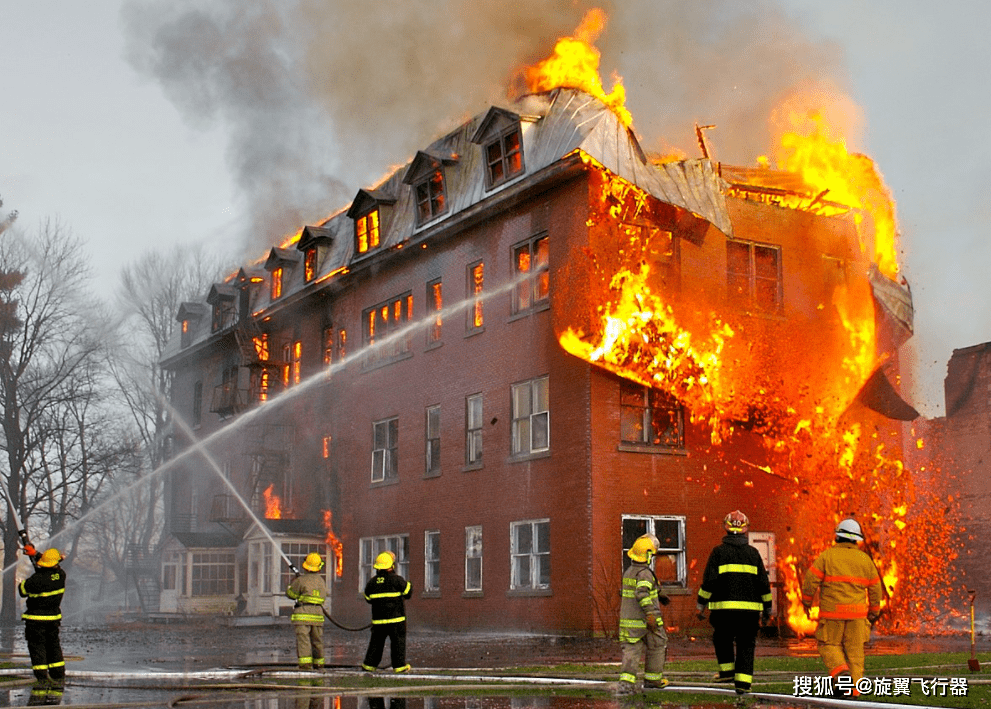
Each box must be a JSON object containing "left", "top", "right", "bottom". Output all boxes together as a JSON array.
[{"left": 835, "top": 518, "right": 864, "bottom": 542}]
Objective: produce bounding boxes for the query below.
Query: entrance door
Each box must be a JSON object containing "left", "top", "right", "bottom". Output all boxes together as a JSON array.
[{"left": 747, "top": 531, "right": 777, "bottom": 616}]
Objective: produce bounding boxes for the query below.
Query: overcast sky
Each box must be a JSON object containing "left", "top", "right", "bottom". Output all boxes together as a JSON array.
[{"left": 2, "top": 1, "right": 988, "bottom": 417}]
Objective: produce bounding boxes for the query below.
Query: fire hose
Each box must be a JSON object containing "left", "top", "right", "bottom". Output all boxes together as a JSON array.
[{"left": 285, "top": 559, "right": 371, "bottom": 632}]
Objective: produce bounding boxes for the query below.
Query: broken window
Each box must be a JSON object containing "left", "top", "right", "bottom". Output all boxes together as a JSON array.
[
  {"left": 414, "top": 169, "right": 447, "bottom": 225},
  {"left": 282, "top": 341, "right": 302, "bottom": 387},
  {"left": 467, "top": 261, "right": 484, "bottom": 332},
  {"left": 425, "top": 404, "right": 441, "bottom": 477},
  {"left": 371, "top": 417, "right": 399, "bottom": 483},
  {"left": 304, "top": 247, "right": 318, "bottom": 282},
  {"left": 727, "top": 239, "right": 782, "bottom": 313},
  {"left": 363, "top": 293, "right": 413, "bottom": 367},
  {"left": 181, "top": 319, "right": 192, "bottom": 349},
  {"left": 485, "top": 127, "right": 524, "bottom": 188},
  {"left": 271, "top": 267, "right": 283, "bottom": 300},
  {"left": 621, "top": 514, "right": 687, "bottom": 587},
  {"left": 360, "top": 534, "right": 409, "bottom": 589},
  {"left": 466, "top": 393, "right": 483, "bottom": 466},
  {"left": 211, "top": 299, "right": 235, "bottom": 333},
  {"left": 465, "top": 526, "right": 483, "bottom": 592},
  {"left": 512, "top": 234, "right": 549, "bottom": 314},
  {"left": 322, "top": 326, "right": 334, "bottom": 368},
  {"left": 427, "top": 279, "right": 442, "bottom": 344},
  {"left": 424, "top": 530, "right": 441, "bottom": 593},
  {"left": 510, "top": 519, "right": 550, "bottom": 591},
  {"left": 338, "top": 328, "right": 347, "bottom": 359},
  {"left": 511, "top": 376, "right": 550, "bottom": 456},
  {"left": 355, "top": 208, "right": 381, "bottom": 254},
  {"left": 619, "top": 380, "right": 685, "bottom": 448}
]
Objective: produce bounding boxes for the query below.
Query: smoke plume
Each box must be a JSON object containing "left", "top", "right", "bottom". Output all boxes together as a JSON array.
[{"left": 121, "top": 0, "right": 847, "bottom": 254}]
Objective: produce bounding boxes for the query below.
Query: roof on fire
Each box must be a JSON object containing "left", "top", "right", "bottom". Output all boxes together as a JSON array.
[{"left": 166, "top": 88, "right": 736, "bottom": 358}]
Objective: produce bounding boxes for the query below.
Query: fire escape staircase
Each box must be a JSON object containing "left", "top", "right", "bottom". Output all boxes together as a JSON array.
[{"left": 125, "top": 545, "right": 161, "bottom": 614}]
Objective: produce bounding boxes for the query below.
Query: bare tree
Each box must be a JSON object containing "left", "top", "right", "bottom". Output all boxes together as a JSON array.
[
  {"left": 96, "top": 245, "right": 227, "bottom": 596},
  {"left": 0, "top": 219, "right": 103, "bottom": 625}
]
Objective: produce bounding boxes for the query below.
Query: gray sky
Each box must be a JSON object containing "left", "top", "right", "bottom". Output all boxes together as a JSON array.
[{"left": 1, "top": 1, "right": 987, "bottom": 417}]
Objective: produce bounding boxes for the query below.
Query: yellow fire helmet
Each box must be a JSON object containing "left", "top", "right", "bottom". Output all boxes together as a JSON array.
[
  {"left": 37, "top": 548, "right": 63, "bottom": 568},
  {"left": 373, "top": 551, "right": 396, "bottom": 570},
  {"left": 302, "top": 553, "right": 324, "bottom": 572},
  {"left": 627, "top": 535, "right": 657, "bottom": 563}
]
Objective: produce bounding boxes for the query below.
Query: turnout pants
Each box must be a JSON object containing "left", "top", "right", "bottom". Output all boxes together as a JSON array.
[
  {"left": 362, "top": 621, "right": 408, "bottom": 672},
  {"left": 25, "top": 621, "right": 64, "bottom": 682},
  {"left": 710, "top": 610, "right": 759, "bottom": 691},
  {"left": 815, "top": 618, "right": 871, "bottom": 686},
  {"left": 619, "top": 626, "right": 667, "bottom": 686},
  {"left": 294, "top": 623, "right": 325, "bottom": 668}
]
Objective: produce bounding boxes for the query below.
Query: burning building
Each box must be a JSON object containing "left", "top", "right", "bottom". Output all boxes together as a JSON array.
[{"left": 155, "top": 75, "right": 938, "bottom": 634}]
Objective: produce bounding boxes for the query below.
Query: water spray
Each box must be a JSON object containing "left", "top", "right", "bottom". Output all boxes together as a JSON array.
[{"left": 0, "top": 484, "right": 37, "bottom": 564}]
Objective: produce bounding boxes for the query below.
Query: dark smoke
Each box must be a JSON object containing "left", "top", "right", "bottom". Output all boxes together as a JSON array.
[{"left": 121, "top": 0, "right": 846, "bottom": 255}]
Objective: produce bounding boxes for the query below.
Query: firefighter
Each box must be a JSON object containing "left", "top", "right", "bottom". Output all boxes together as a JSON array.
[
  {"left": 286, "top": 552, "right": 329, "bottom": 669},
  {"left": 19, "top": 547, "right": 66, "bottom": 686},
  {"left": 696, "top": 510, "right": 772, "bottom": 695},
  {"left": 801, "top": 518, "right": 882, "bottom": 696},
  {"left": 617, "top": 534, "right": 670, "bottom": 695},
  {"left": 362, "top": 551, "right": 412, "bottom": 673}
]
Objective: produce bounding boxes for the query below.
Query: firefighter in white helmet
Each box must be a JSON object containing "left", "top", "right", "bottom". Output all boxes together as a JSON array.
[
  {"left": 362, "top": 551, "right": 413, "bottom": 673},
  {"left": 696, "top": 510, "right": 772, "bottom": 695},
  {"left": 617, "top": 534, "right": 670, "bottom": 694},
  {"left": 801, "top": 518, "right": 882, "bottom": 698},
  {"left": 286, "top": 552, "right": 328, "bottom": 669}
]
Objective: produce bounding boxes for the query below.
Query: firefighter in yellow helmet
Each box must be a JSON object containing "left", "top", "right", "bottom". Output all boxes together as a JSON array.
[
  {"left": 696, "top": 510, "right": 772, "bottom": 695},
  {"left": 617, "top": 534, "right": 670, "bottom": 695},
  {"left": 801, "top": 518, "right": 882, "bottom": 698},
  {"left": 286, "top": 552, "right": 328, "bottom": 669},
  {"left": 362, "top": 551, "right": 412, "bottom": 673},
  {"left": 18, "top": 547, "right": 66, "bottom": 686}
]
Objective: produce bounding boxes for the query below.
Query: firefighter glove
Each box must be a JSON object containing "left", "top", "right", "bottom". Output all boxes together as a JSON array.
[
  {"left": 645, "top": 615, "right": 659, "bottom": 632},
  {"left": 22, "top": 544, "right": 36, "bottom": 558}
]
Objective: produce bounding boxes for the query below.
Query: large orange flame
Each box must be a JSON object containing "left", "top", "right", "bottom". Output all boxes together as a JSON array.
[
  {"left": 523, "top": 8, "right": 632, "bottom": 128},
  {"left": 321, "top": 510, "right": 344, "bottom": 578},
  {"left": 262, "top": 484, "right": 282, "bottom": 520}
]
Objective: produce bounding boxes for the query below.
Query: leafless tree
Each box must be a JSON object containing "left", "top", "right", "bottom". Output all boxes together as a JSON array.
[{"left": 0, "top": 219, "right": 105, "bottom": 625}]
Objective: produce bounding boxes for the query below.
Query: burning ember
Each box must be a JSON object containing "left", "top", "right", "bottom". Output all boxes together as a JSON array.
[
  {"left": 322, "top": 510, "right": 344, "bottom": 578},
  {"left": 522, "top": 8, "right": 632, "bottom": 128},
  {"left": 556, "top": 84, "right": 959, "bottom": 634},
  {"left": 262, "top": 483, "right": 282, "bottom": 519}
]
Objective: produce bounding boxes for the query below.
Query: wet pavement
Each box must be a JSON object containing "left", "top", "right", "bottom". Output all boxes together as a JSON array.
[{"left": 0, "top": 620, "right": 982, "bottom": 707}]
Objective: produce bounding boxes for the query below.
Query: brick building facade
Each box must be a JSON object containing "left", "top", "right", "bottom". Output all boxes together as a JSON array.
[{"left": 159, "top": 89, "right": 911, "bottom": 633}]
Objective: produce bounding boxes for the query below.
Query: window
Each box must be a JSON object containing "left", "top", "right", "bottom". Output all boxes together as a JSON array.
[
  {"left": 181, "top": 319, "right": 192, "bottom": 348},
  {"left": 621, "top": 514, "right": 687, "bottom": 587},
  {"left": 371, "top": 417, "right": 399, "bottom": 483},
  {"left": 192, "top": 381, "right": 203, "bottom": 426},
  {"left": 727, "top": 239, "right": 782, "bottom": 313},
  {"left": 304, "top": 248, "right": 317, "bottom": 282},
  {"left": 338, "top": 328, "right": 347, "bottom": 359},
  {"left": 465, "top": 526, "right": 483, "bottom": 592},
  {"left": 513, "top": 235, "right": 549, "bottom": 314},
  {"left": 424, "top": 530, "right": 441, "bottom": 593},
  {"left": 323, "top": 326, "right": 334, "bottom": 367},
  {"left": 282, "top": 341, "right": 302, "bottom": 386},
  {"left": 510, "top": 519, "right": 550, "bottom": 591},
  {"left": 190, "top": 552, "right": 235, "bottom": 596},
  {"left": 466, "top": 394, "right": 483, "bottom": 465},
  {"left": 511, "top": 376, "right": 549, "bottom": 456},
  {"left": 414, "top": 170, "right": 446, "bottom": 225},
  {"left": 619, "top": 380, "right": 684, "bottom": 448},
  {"left": 281, "top": 542, "right": 326, "bottom": 590},
  {"left": 485, "top": 127, "right": 524, "bottom": 187},
  {"left": 355, "top": 209, "right": 381, "bottom": 254},
  {"left": 271, "top": 267, "right": 283, "bottom": 300},
  {"left": 425, "top": 405, "right": 441, "bottom": 477},
  {"left": 360, "top": 534, "right": 409, "bottom": 589},
  {"left": 467, "top": 261, "right": 484, "bottom": 332},
  {"left": 211, "top": 300, "right": 235, "bottom": 332},
  {"left": 363, "top": 293, "right": 413, "bottom": 365},
  {"left": 427, "top": 279, "right": 442, "bottom": 344}
]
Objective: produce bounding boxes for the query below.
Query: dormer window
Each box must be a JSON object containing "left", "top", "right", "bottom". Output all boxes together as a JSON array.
[
  {"left": 205, "top": 285, "right": 237, "bottom": 333},
  {"left": 304, "top": 248, "right": 317, "bottom": 282},
  {"left": 271, "top": 267, "right": 283, "bottom": 300},
  {"left": 176, "top": 302, "right": 206, "bottom": 349},
  {"left": 297, "top": 225, "right": 334, "bottom": 282},
  {"left": 264, "top": 248, "right": 301, "bottom": 301},
  {"left": 402, "top": 150, "right": 457, "bottom": 228},
  {"left": 414, "top": 171, "right": 446, "bottom": 224},
  {"left": 356, "top": 209, "right": 380, "bottom": 254},
  {"left": 470, "top": 107, "right": 526, "bottom": 190}
]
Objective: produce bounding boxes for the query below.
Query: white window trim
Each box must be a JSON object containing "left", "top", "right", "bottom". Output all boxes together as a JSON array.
[
  {"left": 622, "top": 514, "right": 688, "bottom": 588},
  {"left": 510, "top": 518, "right": 551, "bottom": 591}
]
